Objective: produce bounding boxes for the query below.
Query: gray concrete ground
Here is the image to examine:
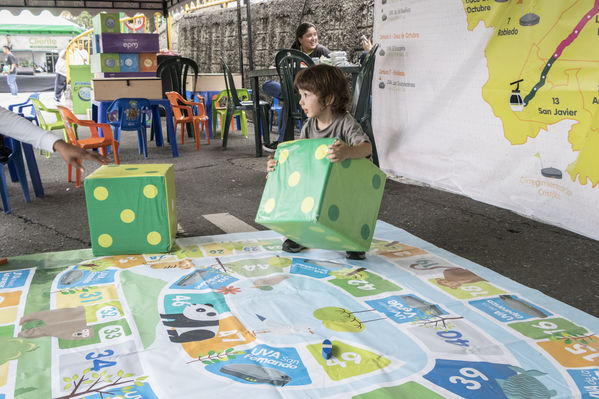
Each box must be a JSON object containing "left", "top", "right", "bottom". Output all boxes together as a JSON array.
[{"left": 1, "top": 92, "right": 598, "bottom": 317}]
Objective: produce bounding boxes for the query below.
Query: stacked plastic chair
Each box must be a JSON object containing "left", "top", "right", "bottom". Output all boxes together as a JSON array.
[
  {"left": 166, "top": 91, "right": 210, "bottom": 150},
  {"left": 105, "top": 98, "right": 152, "bottom": 158},
  {"left": 212, "top": 89, "right": 249, "bottom": 139},
  {"left": 57, "top": 106, "right": 120, "bottom": 187}
]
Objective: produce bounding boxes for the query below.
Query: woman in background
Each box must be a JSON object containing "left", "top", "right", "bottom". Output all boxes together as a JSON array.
[{"left": 262, "top": 23, "right": 330, "bottom": 152}]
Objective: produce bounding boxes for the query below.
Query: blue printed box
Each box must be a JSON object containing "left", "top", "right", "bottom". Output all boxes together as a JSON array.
[{"left": 119, "top": 54, "right": 139, "bottom": 73}]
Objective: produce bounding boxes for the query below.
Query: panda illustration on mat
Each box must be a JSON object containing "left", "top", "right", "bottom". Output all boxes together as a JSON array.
[{"left": 160, "top": 303, "right": 220, "bottom": 343}]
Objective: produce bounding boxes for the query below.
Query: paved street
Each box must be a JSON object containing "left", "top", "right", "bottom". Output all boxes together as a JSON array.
[{"left": 1, "top": 92, "right": 598, "bottom": 317}]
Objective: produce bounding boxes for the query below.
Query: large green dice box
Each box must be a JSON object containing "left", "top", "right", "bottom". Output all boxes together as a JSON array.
[
  {"left": 85, "top": 164, "right": 177, "bottom": 255},
  {"left": 256, "top": 138, "right": 386, "bottom": 251}
]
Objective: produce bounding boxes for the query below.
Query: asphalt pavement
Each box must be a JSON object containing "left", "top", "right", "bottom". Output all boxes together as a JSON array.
[{"left": 1, "top": 91, "right": 598, "bottom": 317}]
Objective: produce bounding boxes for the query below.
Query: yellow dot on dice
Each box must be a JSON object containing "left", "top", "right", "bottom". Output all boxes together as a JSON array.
[
  {"left": 143, "top": 184, "right": 158, "bottom": 198},
  {"left": 309, "top": 226, "right": 325, "bottom": 233},
  {"left": 326, "top": 236, "right": 341, "bottom": 242},
  {"left": 98, "top": 234, "right": 113, "bottom": 247},
  {"left": 94, "top": 186, "right": 109, "bottom": 201},
  {"left": 264, "top": 198, "right": 276, "bottom": 213},
  {"left": 147, "top": 231, "right": 162, "bottom": 245},
  {"left": 288, "top": 171, "right": 301, "bottom": 187},
  {"left": 315, "top": 144, "right": 328, "bottom": 160},
  {"left": 279, "top": 149, "right": 289, "bottom": 164},
  {"left": 301, "top": 197, "right": 315, "bottom": 213},
  {"left": 120, "top": 209, "right": 135, "bottom": 223}
]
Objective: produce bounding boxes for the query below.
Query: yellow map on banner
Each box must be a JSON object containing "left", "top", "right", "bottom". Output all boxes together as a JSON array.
[
  {"left": 373, "top": 0, "right": 599, "bottom": 241},
  {"left": 463, "top": 0, "right": 599, "bottom": 187}
]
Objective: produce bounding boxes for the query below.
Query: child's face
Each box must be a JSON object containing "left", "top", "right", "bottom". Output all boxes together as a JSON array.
[{"left": 299, "top": 88, "right": 326, "bottom": 119}]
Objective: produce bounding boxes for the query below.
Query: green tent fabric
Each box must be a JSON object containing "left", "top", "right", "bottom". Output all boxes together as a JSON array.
[{"left": 0, "top": 24, "right": 84, "bottom": 35}]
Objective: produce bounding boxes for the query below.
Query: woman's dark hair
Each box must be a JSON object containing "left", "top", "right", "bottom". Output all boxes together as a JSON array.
[
  {"left": 294, "top": 64, "right": 350, "bottom": 115},
  {"left": 291, "top": 22, "right": 316, "bottom": 50}
]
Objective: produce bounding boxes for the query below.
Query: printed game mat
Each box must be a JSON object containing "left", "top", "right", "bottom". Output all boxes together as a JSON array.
[{"left": 1, "top": 221, "right": 598, "bottom": 398}]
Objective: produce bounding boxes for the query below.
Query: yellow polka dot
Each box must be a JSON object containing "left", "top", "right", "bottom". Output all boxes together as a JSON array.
[
  {"left": 315, "top": 145, "right": 328, "bottom": 160},
  {"left": 279, "top": 149, "right": 289, "bottom": 164},
  {"left": 264, "top": 198, "right": 276, "bottom": 213},
  {"left": 147, "top": 231, "right": 161, "bottom": 245},
  {"left": 301, "top": 197, "right": 315, "bottom": 213},
  {"left": 288, "top": 171, "right": 301, "bottom": 187},
  {"left": 94, "top": 186, "right": 109, "bottom": 201},
  {"left": 143, "top": 184, "right": 158, "bottom": 198},
  {"left": 98, "top": 234, "right": 113, "bottom": 247},
  {"left": 326, "top": 236, "right": 341, "bottom": 242},
  {"left": 120, "top": 209, "right": 135, "bottom": 223},
  {"left": 309, "top": 226, "right": 325, "bottom": 233}
]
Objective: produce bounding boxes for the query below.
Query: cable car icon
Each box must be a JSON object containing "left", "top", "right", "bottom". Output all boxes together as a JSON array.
[{"left": 509, "top": 79, "right": 525, "bottom": 112}]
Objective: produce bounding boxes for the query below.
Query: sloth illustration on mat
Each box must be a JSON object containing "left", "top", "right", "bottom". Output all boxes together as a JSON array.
[
  {"left": 18, "top": 307, "right": 94, "bottom": 340},
  {"left": 410, "top": 263, "right": 486, "bottom": 289},
  {"left": 160, "top": 303, "right": 221, "bottom": 343}
]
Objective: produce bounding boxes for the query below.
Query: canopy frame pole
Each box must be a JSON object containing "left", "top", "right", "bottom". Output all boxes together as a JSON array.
[{"left": 236, "top": 0, "right": 245, "bottom": 84}]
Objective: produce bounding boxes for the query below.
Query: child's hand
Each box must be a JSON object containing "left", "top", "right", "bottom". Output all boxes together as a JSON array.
[
  {"left": 327, "top": 140, "right": 351, "bottom": 163},
  {"left": 266, "top": 155, "right": 277, "bottom": 177}
]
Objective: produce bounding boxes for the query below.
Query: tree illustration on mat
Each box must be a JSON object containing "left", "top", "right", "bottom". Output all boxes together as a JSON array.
[
  {"left": 187, "top": 348, "right": 247, "bottom": 365},
  {"left": 55, "top": 368, "right": 148, "bottom": 399}
]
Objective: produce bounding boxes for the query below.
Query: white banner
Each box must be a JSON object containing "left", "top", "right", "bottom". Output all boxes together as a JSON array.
[
  {"left": 373, "top": 0, "right": 599, "bottom": 240},
  {"left": 9, "top": 35, "right": 74, "bottom": 51}
]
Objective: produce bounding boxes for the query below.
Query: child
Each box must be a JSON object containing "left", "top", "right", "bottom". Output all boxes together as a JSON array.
[{"left": 267, "top": 64, "right": 373, "bottom": 260}]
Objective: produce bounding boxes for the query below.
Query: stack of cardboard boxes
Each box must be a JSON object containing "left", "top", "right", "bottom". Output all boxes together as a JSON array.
[
  {"left": 91, "top": 12, "right": 160, "bottom": 78},
  {"left": 90, "top": 12, "right": 163, "bottom": 101}
]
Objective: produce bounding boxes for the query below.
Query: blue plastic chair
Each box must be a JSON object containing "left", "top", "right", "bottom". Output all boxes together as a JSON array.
[
  {"left": 269, "top": 97, "right": 283, "bottom": 134},
  {"left": 0, "top": 136, "right": 31, "bottom": 214},
  {"left": 269, "top": 98, "right": 302, "bottom": 135},
  {"left": 8, "top": 93, "right": 40, "bottom": 125},
  {"left": 105, "top": 98, "right": 152, "bottom": 158}
]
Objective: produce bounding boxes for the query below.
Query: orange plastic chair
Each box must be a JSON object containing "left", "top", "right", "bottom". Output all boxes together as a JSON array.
[
  {"left": 166, "top": 91, "right": 210, "bottom": 150},
  {"left": 57, "top": 106, "right": 120, "bottom": 188}
]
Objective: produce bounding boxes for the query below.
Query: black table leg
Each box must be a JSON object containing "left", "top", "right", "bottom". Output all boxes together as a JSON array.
[{"left": 251, "top": 75, "right": 263, "bottom": 157}]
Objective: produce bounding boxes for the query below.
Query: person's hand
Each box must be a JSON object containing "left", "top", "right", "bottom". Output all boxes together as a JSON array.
[
  {"left": 266, "top": 155, "right": 278, "bottom": 177},
  {"left": 327, "top": 140, "right": 351, "bottom": 163},
  {"left": 53, "top": 140, "right": 110, "bottom": 172},
  {"left": 361, "top": 37, "right": 372, "bottom": 52}
]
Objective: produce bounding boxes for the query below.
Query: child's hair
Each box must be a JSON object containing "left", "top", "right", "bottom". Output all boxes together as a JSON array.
[{"left": 294, "top": 64, "right": 350, "bottom": 115}]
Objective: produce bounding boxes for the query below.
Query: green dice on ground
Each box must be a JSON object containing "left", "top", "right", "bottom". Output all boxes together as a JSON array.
[
  {"left": 92, "top": 12, "right": 121, "bottom": 34},
  {"left": 85, "top": 164, "right": 177, "bottom": 256},
  {"left": 255, "top": 138, "right": 386, "bottom": 251}
]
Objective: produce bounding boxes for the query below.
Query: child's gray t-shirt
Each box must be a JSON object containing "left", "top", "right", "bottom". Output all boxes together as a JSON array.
[{"left": 300, "top": 112, "right": 370, "bottom": 146}]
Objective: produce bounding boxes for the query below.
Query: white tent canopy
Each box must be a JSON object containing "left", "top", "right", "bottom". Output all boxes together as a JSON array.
[{"left": 0, "top": 10, "right": 84, "bottom": 35}]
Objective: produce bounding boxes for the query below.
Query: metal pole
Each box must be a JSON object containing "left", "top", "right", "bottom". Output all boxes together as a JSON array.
[
  {"left": 162, "top": 0, "right": 171, "bottom": 50},
  {"left": 245, "top": 0, "right": 254, "bottom": 72},
  {"left": 236, "top": 0, "right": 244, "bottom": 84},
  {"left": 245, "top": 0, "right": 263, "bottom": 156}
]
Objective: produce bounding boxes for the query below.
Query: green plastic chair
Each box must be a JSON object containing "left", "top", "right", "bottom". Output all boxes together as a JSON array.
[
  {"left": 221, "top": 59, "right": 270, "bottom": 149},
  {"left": 211, "top": 89, "right": 249, "bottom": 139},
  {"left": 275, "top": 49, "right": 314, "bottom": 142},
  {"left": 351, "top": 43, "right": 380, "bottom": 166},
  {"left": 31, "top": 98, "right": 69, "bottom": 142}
]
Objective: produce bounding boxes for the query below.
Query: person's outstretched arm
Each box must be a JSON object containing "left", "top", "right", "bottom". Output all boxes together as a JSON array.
[{"left": 1, "top": 106, "right": 108, "bottom": 171}]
